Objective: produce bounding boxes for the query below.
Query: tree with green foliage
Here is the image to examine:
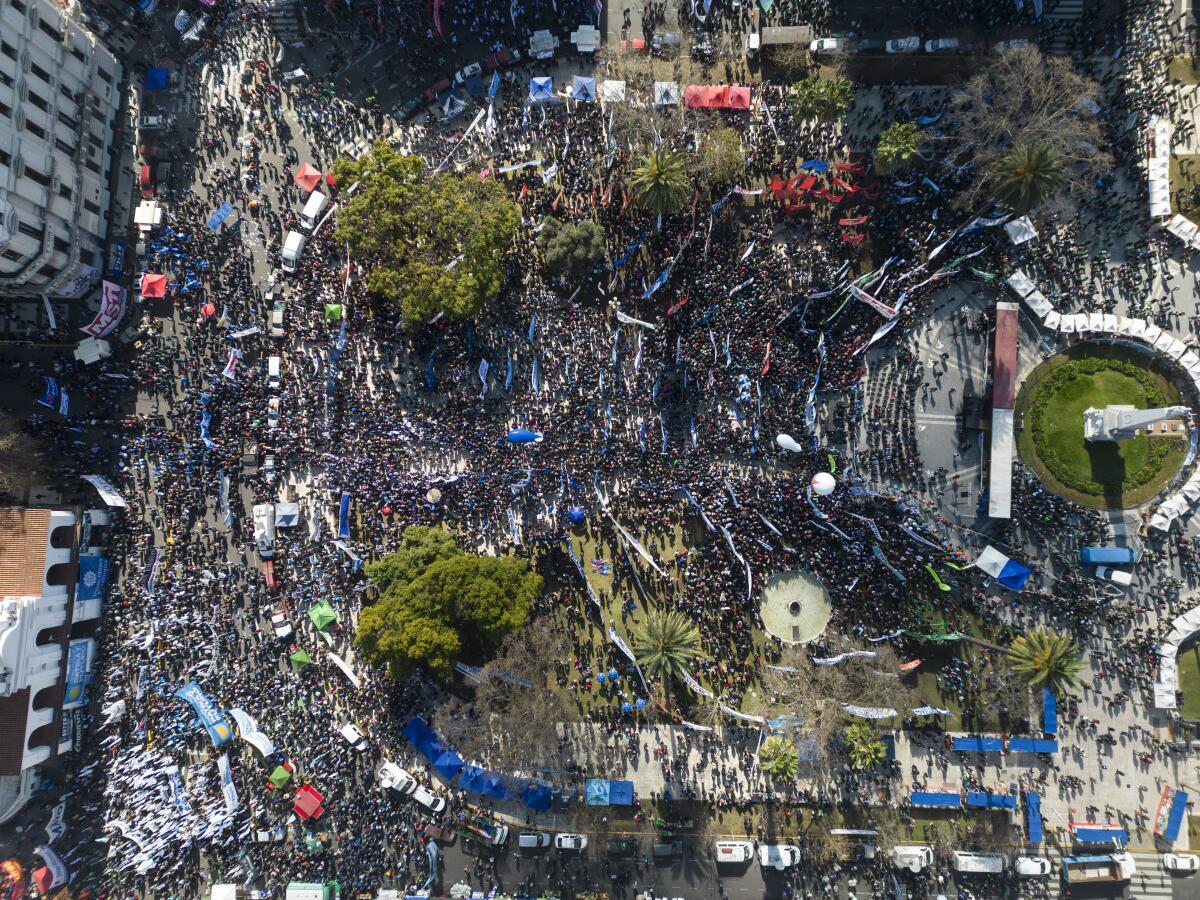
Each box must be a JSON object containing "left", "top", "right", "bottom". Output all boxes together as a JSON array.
[
  {"left": 332, "top": 142, "right": 520, "bottom": 327},
  {"left": 365, "top": 526, "right": 460, "bottom": 594},
  {"left": 632, "top": 610, "right": 705, "bottom": 688},
  {"left": 875, "top": 122, "right": 924, "bottom": 172},
  {"left": 357, "top": 538, "right": 542, "bottom": 678},
  {"left": 788, "top": 73, "right": 853, "bottom": 121},
  {"left": 758, "top": 735, "right": 800, "bottom": 781},
  {"left": 844, "top": 722, "right": 886, "bottom": 769},
  {"left": 990, "top": 143, "right": 1065, "bottom": 215},
  {"left": 630, "top": 147, "right": 691, "bottom": 216},
  {"left": 696, "top": 126, "right": 746, "bottom": 192},
  {"left": 537, "top": 216, "right": 607, "bottom": 277},
  {"left": 1007, "top": 628, "right": 1083, "bottom": 693}
]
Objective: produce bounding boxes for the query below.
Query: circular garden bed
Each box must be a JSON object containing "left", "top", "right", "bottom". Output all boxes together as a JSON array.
[{"left": 1015, "top": 348, "right": 1188, "bottom": 509}]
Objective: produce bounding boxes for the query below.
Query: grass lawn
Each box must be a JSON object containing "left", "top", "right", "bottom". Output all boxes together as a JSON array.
[
  {"left": 1015, "top": 350, "right": 1186, "bottom": 509},
  {"left": 1170, "top": 56, "right": 1200, "bottom": 84},
  {"left": 1170, "top": 155, "right": 1200, "bottom": 220},
  {"left": 1178, "top": 644, "right": 1200, "bottom": 720}
]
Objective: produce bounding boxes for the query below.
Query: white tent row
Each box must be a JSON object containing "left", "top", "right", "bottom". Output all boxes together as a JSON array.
[
  {"left": 1022, "top": 289, "right": 1053, "bottom": 320},
  {"left": 1164, "top": 213, "right": 1200, "bottom": 251},
  {"left": 1148, "top": 464, "right": 1200, "bottom": 534},
  {"left": 1005, "top": 269, "right": 1036, "bottom": 299},
  {"left": 1148, "top": 156, "right": 1171, "bottom": 219},
  {"left": 600, "top": 79, "right": 626, "bottom": 102},
  {"left": 1152, "top": 115, "right": 1173, "bottom": 158}
]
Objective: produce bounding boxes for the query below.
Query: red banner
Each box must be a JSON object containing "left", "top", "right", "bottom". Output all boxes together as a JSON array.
[{"left": 81, "top": 281, "right": 127, "bottom": 338}]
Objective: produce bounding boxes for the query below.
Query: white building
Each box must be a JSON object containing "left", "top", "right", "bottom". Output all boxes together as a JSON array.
[
  {"left": 0, "top": 0, "right": 122, "bottom": 301},
  {"left": 0, "top": 508, "right": 96, "bottom": 825}
]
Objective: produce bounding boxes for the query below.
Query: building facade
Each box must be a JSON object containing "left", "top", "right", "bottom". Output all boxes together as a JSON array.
[{"left": 0, "top": 0, "right": 122, "bottom": 301}]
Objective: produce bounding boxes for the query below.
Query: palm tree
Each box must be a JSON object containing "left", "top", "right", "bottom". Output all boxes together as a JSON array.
[
  {"left": 1007, "top": 628, "right": 1084, "bottom": 693},
  {"left": 631, "top": 610, "right": 705, "bottom": 688},
  {"left": 990, "top": 142, "right": 1064, "bottom": 214},
  {"left": 630, "top": 147, "right": 690, "bottom": 216},
  {"left": 758, "top": 735, "right": 800, "bottom": 782},
  {"left": 844, "top": 722, "right": 886, "bottom": 769}
]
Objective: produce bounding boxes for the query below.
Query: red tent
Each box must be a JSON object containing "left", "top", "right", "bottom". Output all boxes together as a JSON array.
[
  {"left": 726, "top": 86, "right": 751, "bottom": 109},
  {"left": 293, "top": 784, "right": 325, "bottom": 820},
  {"left": 140, "top": 273, "right": 167, "bottom": 298},
  {"left": 294, "top": 163, "right": 322, "bottom": 193},
  {"left": 684, "top": 85, "right": 751, "bottom": 109}
]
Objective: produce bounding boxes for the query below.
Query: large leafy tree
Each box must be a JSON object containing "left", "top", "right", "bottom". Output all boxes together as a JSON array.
[
  {"left": 365, "top": 526, "right": 460, "bottom": 594},
  {"left": 697, "top": 126, "right": 746, "bottom": 191},
  {"left": 333, "top": 142, "right": 520, "bottom": 327},
  {"left": 537, "top": 216, "right": 607, "bottom": 277},
  {"left": 875, "top": 122, "right": 924, "bottom": 173},
  {"left": 758, "top": 735, "right": 800, "bottom": 782},
  {"left": 844, "top": 722, "right": 886, "bottom": 769},
  {"left": 357, "top": 538, "right": 542, "bottom": 678},
  {"left": 788, "top": 73, "right": 853, "bottom": 121},
  {"left": 632, "top": 610, "right": 705, "bottom": 687},
  {"left": 631, "top": 147, "right": 690, "bottom": 216},
  {"left": 1007, "top": 628, "right": 1083, "bottom": 693},
  {"left": 990, "top": 143, "right": 1064, "bottom": 215}
]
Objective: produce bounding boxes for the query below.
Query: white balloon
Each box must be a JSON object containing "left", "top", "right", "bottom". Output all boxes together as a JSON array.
[
  {"left": 776, "top": 433, "right": 802, "bottom": 453},
  {"left": 811, "top": 472, "right": 836, "bottom": 496}
]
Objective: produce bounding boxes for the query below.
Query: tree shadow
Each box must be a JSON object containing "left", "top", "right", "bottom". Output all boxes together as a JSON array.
[{"left": 1086, "top": 441, "right": 1126, "bottom": 508}]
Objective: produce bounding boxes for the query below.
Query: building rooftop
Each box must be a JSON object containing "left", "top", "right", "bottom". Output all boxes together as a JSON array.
[{"left": 0, "top": 509, "right": 51, "bottom": 598}]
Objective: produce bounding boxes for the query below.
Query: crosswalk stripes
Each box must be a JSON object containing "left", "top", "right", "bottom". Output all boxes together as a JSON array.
[{"left": 1044, "top": 0, "right": 1085, "bottom": 55}]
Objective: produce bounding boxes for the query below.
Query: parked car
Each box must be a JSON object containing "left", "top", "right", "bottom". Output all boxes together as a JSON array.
[
  {"left": 652, "top": 841, "right": 683, "bottom": 859},
  {"left": 1164, "top": 854, "right": 1200, "bottom": 873},
  {"left": 412, "top": 783, "right": 446, "bottom": 813},
  {"left": 1095, "top": 566, "right": 1133, "bottom": 587},
  {"left": 269, "top": 302, "right": 285, "bottom": 338},
  {"left": 857, "top": 38, "right": 885, "bottom": 50},
  {"left": 555, "top": 833, "right": 588, "bottom": 851},
  {"left": 138, "top": 113, "right": 176, "bottom": 131},
  {"left": 518, "top": 832, "right": 552, "bottom": 850},
  {"left": 759, "top": 844, "right": 801, "bottom": 869},
  {"left": 924, "top": 37, "right": 960, "bottom": 52},
  {"left": 339, "top": 723, "right": 369, "bottom": 750},
  {"left": 378, "top": 762, "right": 418, "bottom": 796},
  {"left": 810, "top": 37, "right": 848, "bottom": 55},
  {"left": 1014, "top": 857, "right": 1053, "bottom": 877},
  {"left": 994, "top": 38, "right": 1030, "bottom": 52},
  {"left": 454, "top": 62, "right": 482, "bottom": 84},
  {"left": 267, "top": 397, "right": 279, "bottom": 431},
  {"left": 715, "top": 841, "right": 754, "bottom": 864},
  {"left": 885, "top": 36, "right": 920, "bottom": 53},
  {"left": 607, "top": 838, "right": 638, "bottom": 858},
  {"left": 269, "top": 608, "right": 292, "bottom": 640}
]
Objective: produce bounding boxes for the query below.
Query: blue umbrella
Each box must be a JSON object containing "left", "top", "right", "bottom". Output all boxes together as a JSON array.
[
  {"left": 636, "top": 698, "right": 646, "bottom": 710},
  {"left": 596, "top": 672, "right": 607, "bottom": 684},
  {"left": 608, "top": 669, "right": 619, "bottom": 681},
  {"left": 621, "top": 702, "right": 633, "bottom": 714},
  {"left": 567, "top": 506, "right": 586, "bottom": 524},
  {"left": 507, "top": 429, "right": 543, "bottom": 444}
]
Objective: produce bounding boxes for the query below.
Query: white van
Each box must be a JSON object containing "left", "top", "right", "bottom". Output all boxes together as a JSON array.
[
  {"left": 715, "top": 841, "right": 754, "bottom": 864},
  {"left": 952, "top": 851, "right": 1007, "bottom": 874},
  {"left": 892, "top": 845, "right": 934, "bottom": 873},
  {"left": 301, "top": 191, "right": 329, "bottom": 230},
  {"left": 267, "top": 356, "right": 281, "bottom": 390},
  {"left": 759, "top": 844, "right": 801, "bottom": 869},
  {"left": 252, "top": 503, "right": 276, "bottom": 558},
  {"left": 339, "top": 722, "right": 369, "bottom": 750},
  {"left": 281, "top": 230, "right": 306, "bottom": 274},
  {"left": 1095, "top": 566, "right": 1133, "bottom": 587}
]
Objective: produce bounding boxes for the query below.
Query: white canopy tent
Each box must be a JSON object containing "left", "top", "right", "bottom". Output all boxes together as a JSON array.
[
  {"left": 1102, "top": 313, "right": 1119, "bottom": 333},
  {"left": 1087, "top": 312, "right": 1104, "bottom": 333},
  {"left": 1003, "top": 216, "right": 1038, "bottom": 245},
  {"left": 1118, "top": 317, "right": 1146, "bottom": 339},
  {"left": 653, "top": 81, "right": 680, "bottom": 106},
  {"left": 1022, "top": 289, "right": 1053, "bottom": 320},
  {"left": 1042, "top": 310, "right": 1061, "bottom": 330},
  {"left": 1005, "top": 269, "right": 1036, "bottom": 299}
]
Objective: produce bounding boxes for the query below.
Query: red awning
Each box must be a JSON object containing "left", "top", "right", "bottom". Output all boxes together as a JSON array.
[
  {"left": 294, "top": 163, "right": 322, "bottom": 192},
  {"left": 684, "top": 85, "right": 751, "bottom": 109},
  {"left": 726, "top": 86, "right": 750, "bottom": 109},
  {"left": 139, "top": 164, "right": 151, "bottom": 187},
  {"left": 293, "top": 784, "right": 325, "bottom": 820},
  {"left": 140, "top": 272, "right": 168, "bottom": 298}
]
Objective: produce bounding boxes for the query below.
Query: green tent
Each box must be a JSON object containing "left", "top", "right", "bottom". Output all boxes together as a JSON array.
[
  {"left": 324, "top": 303, "right": 343, "bottom": 322},
  {"left": 308, "top": 601, "right": 337, "bottom": 631},
  {"left": 289, "top": 648, "right": 312, "bottom": 671},
  {"left": 269, "top": 765, "right": 293, "bottom": 789}
]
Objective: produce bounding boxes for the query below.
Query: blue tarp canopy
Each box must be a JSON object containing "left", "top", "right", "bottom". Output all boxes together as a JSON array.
[
  {"left": 1073, "top": 825, "right": 1128, "bottom": 846},
  {"left": 799, "top": 159, "right": 829, "bottom": 173},
  {"left": 1026, "top": 792, "right": 1044, "bottom": 844},
  {"left": 206, "top": 202, "right": 235, "bottom": 231},
  {"left": 145, "top": 67, "right": 169, "bottom": 90},
  {"left": 585, "top": 778, "right": 634, "bottom": 806},
  {"left": 1042, "top": 688, "right": 1057, "bottom": 735},
  {"left": 609, "top": 780, "right": 634, "bottom": 805},
  {"left": 464, "top": 74, "right": 484, "bottom": 96},
  {"left": 402, "top": 716, "right": 464, "bottom": 780},
  {"left": 953, "top": 736, "right": 1004, "bottom": 753},
  {"left": 524, "top": 781, "right": 552, "bottom": 811},
  {"left": 966, "top": 791, "right": 1016, "bottom": 809},
  {"left": 530, "top": 77, "right": 553, "bottom": 101},
  {"left": 1164, "top": 790, "right": 1188, "bottom": 843},
  {"left": 910, "top": 791, "right": 960, "bottom": 808},
  {"left": 572, "top": 75, "right": 596, "bottom": 101},
  {"left": 1010, "top": 738, "right": 1059, "bottom": 753},
  {"left": 974, "top": 545, "right": 1032, "bottom": 591}
]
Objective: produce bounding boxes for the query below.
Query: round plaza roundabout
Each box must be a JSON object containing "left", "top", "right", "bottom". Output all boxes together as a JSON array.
[
  {"left": 759, "top": 570, "right": 832, "bottom": 644},
  {"left": 1015, "top": 345, "right": 1189, "bottom": 509}
]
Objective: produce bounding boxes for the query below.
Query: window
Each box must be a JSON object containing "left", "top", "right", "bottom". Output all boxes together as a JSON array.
[
  {"left": 58, "top": 83, "right": 73, "bottom": 101},
  {"left": 18, "top": 221, "right": 44, "bottom": 239},
  {"left": 96, "top": 68, "right": 112, "bottom": 85},
  {"left": 52, "top": 236, "right": 71, "bottom": 254},
  {"left": 0, "top": 99, "right": 10, "bottom": 118},
  {"left": 29, "top": 62, "right": 50, "bottom": 84},
  {"left": 54, "top": 137, "right": 74, "bottom": 156},
  {"left": 10, "top": 0, "right": 26, "bottom": 13},
  {"left": 87, "top": 132, "right": 102, "bottom": 150},
  {"left": 84, "top": 158, "right": 99, "bottom": 174},
  {"left": 70, "top": 47, "right": 85, "bottom": 64},
  {"left": 0, "top": 70, "right": 11, "bottom": 88},
  {"left": 56, "top": 183, "right": 71, "bottom": 200},
  {"left": 28, "top": 91, "right": 47, "bottom": 112},
  {"left": 38, "top": 265, "right": 61, "bottom": 279},
  {"left": 82, "top": 199, "right": 99, "bottom": 215},
  {"left": 56, "top": 111, "right": 78, "bottom": 129},
  {"left": 24, "top": 166, "right": 50, "bottom": 187},
  {"left": 25, "top": 119, "right": 45, "bottom": 140},
  {"left": 0, "top": 148, "right": 10, "bottom": 166},
  {"left": 37, "top": 20, "right": 62, "bottom": 43},
  {"left": 2, "top": 248, "right": 23, "bottom": 263},
  {"left": 0, "top": 42, "right": 15, "bottom": 61}
]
